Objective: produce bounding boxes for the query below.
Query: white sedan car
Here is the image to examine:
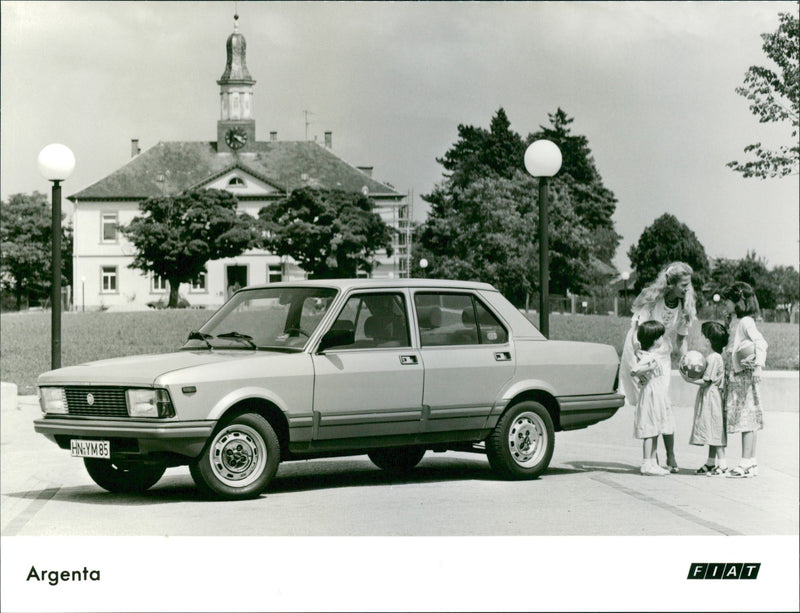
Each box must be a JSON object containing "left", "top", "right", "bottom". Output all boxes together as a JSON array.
[{"left": 35, "top": 279, "right": 624, "bottom": 500}]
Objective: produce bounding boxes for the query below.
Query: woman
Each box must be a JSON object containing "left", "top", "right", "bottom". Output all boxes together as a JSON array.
[{"left": 620, "top": 261, "right": 697, "bottom": 472}]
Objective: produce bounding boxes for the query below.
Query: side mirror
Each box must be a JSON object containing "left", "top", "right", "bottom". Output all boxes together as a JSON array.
[{"left": 318, "top": 328, "right": 354, "bottom": 353}]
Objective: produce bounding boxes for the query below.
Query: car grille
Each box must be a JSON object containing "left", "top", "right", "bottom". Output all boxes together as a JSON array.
[{"left": 64, "top": 387, "right": 128, "bottom": 418}]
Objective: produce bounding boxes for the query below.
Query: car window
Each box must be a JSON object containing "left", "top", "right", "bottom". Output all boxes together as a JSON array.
[
  {"left": 328, "top": 292, "right": 410, "bottom": 349},
  {"left": 414, "top": 292, "right": 508, "bottom": 346},
  {"left": 193, "top": 287, "right": 337, "bottom": 350},
  {"left": 473, "top": 299, "right": 509, "bottom": 344}
]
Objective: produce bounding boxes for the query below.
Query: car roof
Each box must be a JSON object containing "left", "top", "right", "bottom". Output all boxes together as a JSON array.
[{"left": 241, "top": 278, "right": 499, "bottom": 292}]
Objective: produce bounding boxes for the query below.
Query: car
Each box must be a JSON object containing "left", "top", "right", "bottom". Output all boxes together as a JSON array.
[{"left": 34, "top": 279, "right": 624, "bottom": 500}]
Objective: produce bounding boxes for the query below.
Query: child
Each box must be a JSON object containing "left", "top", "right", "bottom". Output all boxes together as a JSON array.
[
  {"left": 630, "top": 320, "right": 675, "bottom": 476},
  {"left": 685, "top": 321, "right": 729, "bottom": 476},
  {"left": 722, "top": 282, "right": 767, "bottom": 478}
]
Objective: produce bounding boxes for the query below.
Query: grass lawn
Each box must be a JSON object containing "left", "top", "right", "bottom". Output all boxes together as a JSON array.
[{"left": 2, "top": 309, "right": 797, "bottom": 395}]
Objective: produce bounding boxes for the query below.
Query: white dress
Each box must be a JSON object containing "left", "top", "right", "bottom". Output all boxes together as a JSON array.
[
  {"left": 620, "top": 298, "right": 689, "bottom": 406},
  {"left": 689, "top": 352, "right": 726, "bottom": 446},
  {"left": 631, "top": 349, "right": 676, "bottom": 439}
]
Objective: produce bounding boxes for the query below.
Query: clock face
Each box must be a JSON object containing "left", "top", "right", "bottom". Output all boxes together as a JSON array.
[{"left": 225, "top": 127, "right": 247, "bottom": 150}]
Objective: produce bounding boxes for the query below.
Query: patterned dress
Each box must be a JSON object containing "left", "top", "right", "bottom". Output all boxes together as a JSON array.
[
  {"left": 689, "top": 352, "right": 726, "bottom": 446},
  {"left": 631, "top": 349, "right": 676, "bottom": 439},
  {"left": 726, "top": 316, "right": 767, "bottom": 433}
]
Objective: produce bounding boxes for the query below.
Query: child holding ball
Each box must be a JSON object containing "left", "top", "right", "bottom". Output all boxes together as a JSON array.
[
  {"left": 685, "top": 321, "right": 729, "bottom": 476},
  {"left": 630, "top": 320, "right": 675, "bottom": 476},
  {"left": 722, "top": 282, "right": 768, "bottom": 478}
]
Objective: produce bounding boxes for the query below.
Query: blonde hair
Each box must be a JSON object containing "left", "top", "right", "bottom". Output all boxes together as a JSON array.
[{"left": 631, "top": 261, "right": 697, "bottom": 329}]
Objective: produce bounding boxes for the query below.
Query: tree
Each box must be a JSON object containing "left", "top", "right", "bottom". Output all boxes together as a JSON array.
[
  {"left": 259, "top": 187, "right": 394, "bottom": 279},
  {"left": 627, "top": 213, "right": 711, "bottom": 295},
  {"left": 121, "top": 189, "right": 259, "bottom": 308},
  {"left": 771, "top": 264, "right": 800, "bottom": 311},
  {"left": 418, "top": 107, "right": 617, "bottom": 302},
  {"left": 709, "top": 253, "right": 798, "bottom": 313},
  {"left": 728, "top": 10, "right": 799, "bottom": 178},
  {"left": 437, "top": 107, "right": 526, "bottom": 188},
  {"left": 0, "top": 191, "right": 71, "bottom": 310},
  {"left": 418, "top": 172, "right": 592, "bottom": 305},
  {"left": 708, "top": 257, "right": 739, "bottom": 297},
  {"left": 528, "top": 108, "right": 621, "bottom": 265}
]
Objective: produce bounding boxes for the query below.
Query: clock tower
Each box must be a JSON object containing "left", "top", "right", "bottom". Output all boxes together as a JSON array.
[{"left": 217, "top": 14, "right": 256, "bottom": 153}]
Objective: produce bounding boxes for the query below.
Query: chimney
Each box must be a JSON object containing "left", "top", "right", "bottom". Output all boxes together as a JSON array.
[
  {"left": 357, "top": 166, "right": 373, "bottom": 178},
  {"left": 324, "top": 131, "right": 332, "bottom": 148},
  {"left": 270, "top": 131, "right": 277, "bottom": 142},
  {"left": 131, "top": 139, "right": 140, "bottom": 158}
]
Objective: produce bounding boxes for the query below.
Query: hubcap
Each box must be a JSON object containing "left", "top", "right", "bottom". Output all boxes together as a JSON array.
[
  {"left": 210, "top": 424, "right": 267, "bottom": 488},
  {"left": 507, "top": 411, "right": 547, "bottom": 468}
]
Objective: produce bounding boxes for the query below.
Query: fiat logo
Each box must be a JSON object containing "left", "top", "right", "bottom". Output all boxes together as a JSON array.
[{"left": 86, "top": 393, "right": 95, "bottom": 406}]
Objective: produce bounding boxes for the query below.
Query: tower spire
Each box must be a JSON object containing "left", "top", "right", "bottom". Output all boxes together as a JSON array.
[{"left": 217, "top": 10, "right": 257, "bottom": 153}]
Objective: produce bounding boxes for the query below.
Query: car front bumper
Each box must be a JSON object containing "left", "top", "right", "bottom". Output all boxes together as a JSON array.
[{"left": 33, "top": 417, "right": 216, "bottom": 458}]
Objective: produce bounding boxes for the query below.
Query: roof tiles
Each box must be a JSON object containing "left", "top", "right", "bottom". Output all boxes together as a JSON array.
[{"left": 69, "top": 141, "right": 401, "bottom": 201}]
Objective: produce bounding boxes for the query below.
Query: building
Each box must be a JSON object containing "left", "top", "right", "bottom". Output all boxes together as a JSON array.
[{"left": 69, "top": 16, "right": 412, "bottom": 310}]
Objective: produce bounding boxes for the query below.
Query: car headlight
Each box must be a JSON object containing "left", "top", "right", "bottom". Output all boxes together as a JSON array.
[
  {"left": 39, "top": 387, "right": 67, "bottom": 414},
  {"left": 126, "top": 389, "right": 175, "bottom": 418}
]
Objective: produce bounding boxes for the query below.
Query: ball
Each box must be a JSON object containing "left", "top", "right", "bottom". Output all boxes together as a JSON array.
[
  {"left": 736, "top": 340, "right": 755, "bottom": 362},
  {"left": 679, "top": 350, "right": 707, "bottom": 380}
]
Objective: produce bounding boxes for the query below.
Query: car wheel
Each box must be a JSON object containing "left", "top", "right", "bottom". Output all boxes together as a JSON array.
[
  {"left": 368, "top": 446, "right": 426, "bottom": 473},
  {"left": 189, "top": 412, "right": 280, "bottom": 500},
  {"left": 486, "top": 400, "right": 554, "bottom": 479},
  {"left": 83, "top": 458, "right": 166, "bottom": 494}
]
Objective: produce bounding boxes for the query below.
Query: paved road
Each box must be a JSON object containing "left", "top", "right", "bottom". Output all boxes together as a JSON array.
[{"left": 2, "top": 397, "right": 797, "bottom": 537}]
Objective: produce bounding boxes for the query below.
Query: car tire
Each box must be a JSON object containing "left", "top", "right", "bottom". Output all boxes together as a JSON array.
[
  {"left": 486, "top": 400, "right": 554, "bottom": 479},
  {"left": 368, "top": 446, "right": 426, "bottom": 473},
  {"left": 83, "top": 458, "right": 166, "bottom": 494},
  {"left": 189, "top": 412, "right": 280, "bottom": 500}
]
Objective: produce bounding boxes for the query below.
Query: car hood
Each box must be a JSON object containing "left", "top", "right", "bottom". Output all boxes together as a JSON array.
[{"left": 37, "top": 350, "right": 265, "bottom": 387}]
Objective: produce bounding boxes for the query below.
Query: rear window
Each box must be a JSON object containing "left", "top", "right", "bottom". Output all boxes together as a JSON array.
[{"left": 414, "top": 292, "right": 508, "bottom": 347}]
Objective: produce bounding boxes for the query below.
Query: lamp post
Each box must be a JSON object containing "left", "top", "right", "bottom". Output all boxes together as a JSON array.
[
  {"left": 81, "top": 276, "right": 86, "bottom": 313},
  {"left": 713, "top": 293, "right": 720, "bottom": 320},
  {"left": 419, "top": 258, "right": 428, "bottom": 278},
  {"left": 621, "top": 271, "right": 630, "bottom": 315},
  {"left": 524, "top": 140, "right": 562, "bottom": 337},
  {"left": 38, "top": 144, "right": 76, "bottom": 370}
]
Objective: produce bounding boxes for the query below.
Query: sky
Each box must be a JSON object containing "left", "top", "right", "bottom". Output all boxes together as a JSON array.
[{"left": 2, "top": 1, "right": 798, "bottom": 275}]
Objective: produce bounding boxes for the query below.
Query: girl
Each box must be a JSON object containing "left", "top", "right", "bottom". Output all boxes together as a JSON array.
[
  {"left": 620, "top": 262, "right": 697, "bottom": 472},
  {"left": 631, "top": 320, "right": 675, "bottom": 476},
  {"left": 722, "top": 282, "right": 767, "bottom": 478},
  {"left": 685, "top": 321, "right": 729, "bottom": 476}
]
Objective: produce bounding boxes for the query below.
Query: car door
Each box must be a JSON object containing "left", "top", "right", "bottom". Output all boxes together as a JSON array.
[
  {"left": 414, "top": 291, "right": 515, "bottom": 433},
  {"left": 311, "top": 290, "right": 424, "bottom": 441}
]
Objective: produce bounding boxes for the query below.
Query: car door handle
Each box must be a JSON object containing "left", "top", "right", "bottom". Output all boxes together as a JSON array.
[
  {"left": 399, "top": 355, "right": 418, "bottom": 365},
  {"left": 494, "top": 352, "right": 512, "bottom": 361}
]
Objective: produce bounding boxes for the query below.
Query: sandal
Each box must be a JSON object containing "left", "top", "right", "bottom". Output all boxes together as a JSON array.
[
  {"left": 695, "top": 464, "right": 714, "bottom": 474},
  {"left": 727, "top": 464, "right": 758, "bottom": 478}
]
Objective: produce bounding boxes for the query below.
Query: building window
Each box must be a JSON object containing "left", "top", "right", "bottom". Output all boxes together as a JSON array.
[
  {"left": 191, "top": 271, "right": 207, "bottom": 293},
  {"left": 102, "top": 213, "right": 118, "bottom": 242},
  {"left": 268, "top": 263, "right": 282, "bottom": 284},
  {"left": 152, "top": 275, "right": 168, "bottom": 293},
  {"left": 101, "top": 267, "right": 118, "bottom": 293},
  {"left": 227, "top": 177, "right": 245, "bottom": 188}
]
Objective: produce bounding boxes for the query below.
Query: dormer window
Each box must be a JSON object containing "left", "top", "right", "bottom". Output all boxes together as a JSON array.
[{"left": 228, "top": 177, "right": 246, "bottom": 188}]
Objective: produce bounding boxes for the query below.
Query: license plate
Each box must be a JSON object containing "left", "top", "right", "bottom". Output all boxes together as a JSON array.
[{"left": 70, "top": 439, "right": 110, "bottom": 459}]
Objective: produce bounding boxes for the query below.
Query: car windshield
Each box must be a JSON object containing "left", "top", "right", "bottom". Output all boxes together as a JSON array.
[{"left": 182, "top": 286, "right": 338, "bottom": 351}]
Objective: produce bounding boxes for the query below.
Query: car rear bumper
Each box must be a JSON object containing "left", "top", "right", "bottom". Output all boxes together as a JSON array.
[
  {"left": 33, "top": 417, "right": 215, "bottom": 458},
  {"left": 556, "top": 392, "right": 625, "bottom": 430}
]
